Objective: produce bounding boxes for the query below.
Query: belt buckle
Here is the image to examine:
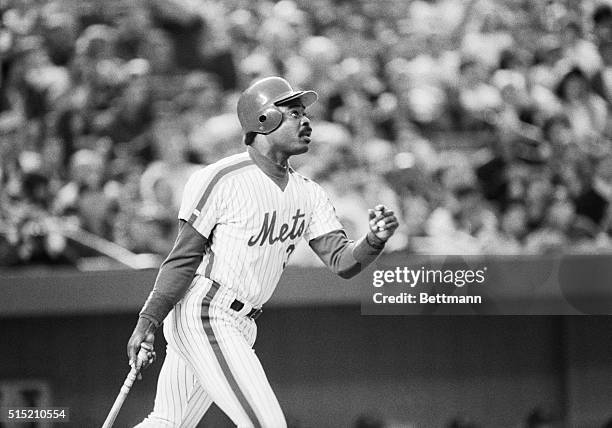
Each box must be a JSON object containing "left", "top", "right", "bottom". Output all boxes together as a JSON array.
[{"left": 249, "top": 308, "right": 263, "bottom": 320}]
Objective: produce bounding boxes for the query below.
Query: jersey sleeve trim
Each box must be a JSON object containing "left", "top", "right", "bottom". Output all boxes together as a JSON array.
[
  {"left": 187, "top": 159, "right": 254, "bottom": 225},
  {"left": 303, "top": 181, "right": 344, "bottom": 242}
]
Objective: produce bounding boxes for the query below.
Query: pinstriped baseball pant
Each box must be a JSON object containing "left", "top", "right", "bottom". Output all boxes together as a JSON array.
[{"left": 134, "top": 276, "right": 286, "bottom": 428}]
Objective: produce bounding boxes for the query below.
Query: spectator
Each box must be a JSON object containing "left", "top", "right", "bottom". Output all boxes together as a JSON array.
[
  {"left": 4, "top": 0, "right": 612, "bottom": 266},
  {"left": 542, "top": 114, "right": 590, "bottom": 197},
  {"left": 575, "top": 154, "right": 612, "bottom": 228},
  {"left": 481, "top": 201, "right": 527, "bottom": 254},
  {"left": 559, "top": 19, "right": 602, "bottom": 78},
  {"left": 54, "top": 149, "right": 116, "bottom": 240},
  {"left": 554, "top": 66, "right": 608, "bottom": 147},
  {"left": 455, "top": 57, "right": 502, "bottom": 129}
]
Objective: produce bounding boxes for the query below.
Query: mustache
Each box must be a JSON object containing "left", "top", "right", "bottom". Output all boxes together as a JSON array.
[{"left": 299, "top": 126, "right": 312, "bottom": 137}]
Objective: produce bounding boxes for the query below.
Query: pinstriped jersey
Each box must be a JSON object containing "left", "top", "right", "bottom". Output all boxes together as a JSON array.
[{"left": 178, "top": 150, "right": 342, "bottom": 307}]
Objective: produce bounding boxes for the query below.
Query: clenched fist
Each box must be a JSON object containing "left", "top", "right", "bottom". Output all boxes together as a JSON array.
[{"left": 368, "top": 204, "right": 399, "bottom": 242}]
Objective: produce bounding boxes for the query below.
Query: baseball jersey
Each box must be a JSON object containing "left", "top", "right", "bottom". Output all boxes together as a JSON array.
[{"left": 178, "top": 147, "right": 342, "bottom": 307}]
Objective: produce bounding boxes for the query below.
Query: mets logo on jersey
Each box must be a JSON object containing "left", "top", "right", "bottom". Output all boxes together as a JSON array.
[{"left": 247, "top": 209, "right": 305, "bottom": 246}]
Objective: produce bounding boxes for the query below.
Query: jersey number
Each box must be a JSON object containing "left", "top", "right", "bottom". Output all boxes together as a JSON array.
[{"left": 283, "top": 244, "right": 295, "bottom": 269}]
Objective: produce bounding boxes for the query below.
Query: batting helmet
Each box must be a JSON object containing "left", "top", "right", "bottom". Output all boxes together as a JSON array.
[{"left": 237, "top": 76, "right": 318, "bottom": 134}]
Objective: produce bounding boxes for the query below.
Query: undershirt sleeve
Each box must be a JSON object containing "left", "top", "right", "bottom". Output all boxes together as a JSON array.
[
  {"left": 139, "top": 220, "right": 208, "bottom": 327},
  {"left": 308, "top": 229, "right": 385, "bottom": 279}
]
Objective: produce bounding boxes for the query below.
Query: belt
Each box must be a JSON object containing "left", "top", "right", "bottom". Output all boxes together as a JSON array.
[{"left": 230, "top": 299, "right": 263, "bottom": 320}]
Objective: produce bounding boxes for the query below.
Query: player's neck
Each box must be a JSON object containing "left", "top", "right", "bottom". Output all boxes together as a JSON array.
[
  {"left": 249, "top": 143, "right": 290, "bottom": 169},
  {"left": 248, "top": 146, "right": 289, "bottom": 176}
]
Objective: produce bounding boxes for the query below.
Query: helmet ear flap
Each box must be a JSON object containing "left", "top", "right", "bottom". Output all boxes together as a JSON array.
[{"left": 256, "top": 107, "right": 283, "bottom": 134}]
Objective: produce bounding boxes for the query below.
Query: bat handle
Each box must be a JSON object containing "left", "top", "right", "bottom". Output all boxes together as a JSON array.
[
  {"left": 121, "top": 368, "right": 139, "bottom": 393},
  {"left": 101, "top": 346, "right": 150, "bottom": 428},
  {"left": 123, "top": 344, "right": 151, "bottom": 390}
]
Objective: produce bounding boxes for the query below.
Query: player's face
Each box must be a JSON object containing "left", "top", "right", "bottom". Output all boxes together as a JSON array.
[{"left": 267, "top": 101, "right": 312, "bottom": 157}]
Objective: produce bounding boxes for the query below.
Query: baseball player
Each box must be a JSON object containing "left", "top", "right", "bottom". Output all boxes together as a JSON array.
[{"left": 127, "top": 76, "right": 399, "bottom": 427}]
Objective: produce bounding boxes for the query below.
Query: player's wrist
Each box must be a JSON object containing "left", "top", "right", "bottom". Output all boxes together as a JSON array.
[
  {"left": 137, "top": 314, "right": 160, "bottom": 332},
  {"left": 366, "top": 231, "right": 386, "bottom": 249}
]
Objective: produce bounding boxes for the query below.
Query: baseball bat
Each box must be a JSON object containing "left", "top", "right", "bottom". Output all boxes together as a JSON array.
[
  {"left": 64, "top": 227, "right": 160, "bottom": 270},
  {"left": 101, "top": 346, "right": 150, "bottom": 428}
]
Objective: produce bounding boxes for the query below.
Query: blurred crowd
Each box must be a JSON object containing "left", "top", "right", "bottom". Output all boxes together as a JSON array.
[{"left": 3, "top": 0, "right": 612, "bottom": 266}]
